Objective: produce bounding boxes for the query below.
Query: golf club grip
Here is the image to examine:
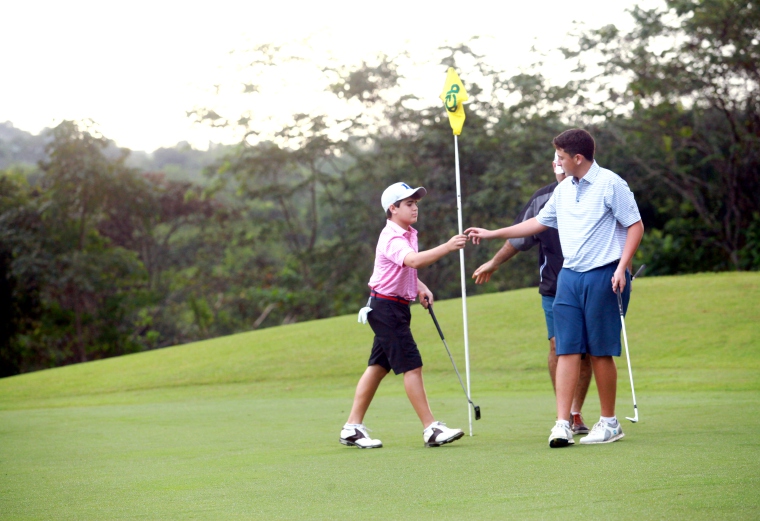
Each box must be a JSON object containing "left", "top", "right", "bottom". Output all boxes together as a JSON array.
[
  {"left": 429, "top": 309, "right": 445, "bottom": 340},
  {"left": 425, "top": 299, "right": 446, "bottom": 340},
  {"left": 616, "top": 288, "right": 624, "bottom": 315}
]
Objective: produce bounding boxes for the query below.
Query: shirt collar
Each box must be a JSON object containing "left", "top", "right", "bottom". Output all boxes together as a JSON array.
[
  {"left": 386, "top": 219, "right": 417, "bottom": 237},
  {"left": 572, "top": 161, "right": 600, "bottom": 185}
]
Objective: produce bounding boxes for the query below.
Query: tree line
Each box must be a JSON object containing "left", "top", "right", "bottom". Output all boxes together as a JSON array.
[{"left": 1, "top": 0, "right": 757, "bottom": 376}]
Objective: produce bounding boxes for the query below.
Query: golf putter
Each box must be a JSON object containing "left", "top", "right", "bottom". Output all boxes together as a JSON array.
[
  {"left": 617, "top": 286, "right": 639, "bottom": 423},
  {"left": 425, "top": 298, "right": 481, "bottom": 420}
]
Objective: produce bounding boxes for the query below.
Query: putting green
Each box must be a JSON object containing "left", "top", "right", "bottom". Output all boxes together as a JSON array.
[{"left": 1, "top": 273, "right": 758, "bottom": 519}]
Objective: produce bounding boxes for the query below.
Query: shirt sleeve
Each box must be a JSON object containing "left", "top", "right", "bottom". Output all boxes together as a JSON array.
[
  {"left": 385, "top": 235, "right": 415, "bottom": 267},
  {"left": 509, "top": 235, "right": 538, "bottom": 251},
  {"left": 536, "top": 191, "right": 558, "bottom": 229},
  {"left": 605, "top": 177, "right": 641, "bottom": 227}
]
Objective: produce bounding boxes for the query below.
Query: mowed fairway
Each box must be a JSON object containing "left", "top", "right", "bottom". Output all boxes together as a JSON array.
[{"left": 1, "top": 273, "right": 758, "bottom": 520}]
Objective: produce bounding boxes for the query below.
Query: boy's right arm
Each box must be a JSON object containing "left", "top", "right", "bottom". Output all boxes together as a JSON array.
[{"left": 403, "top": 234, "right": 467, "bottom": 269}]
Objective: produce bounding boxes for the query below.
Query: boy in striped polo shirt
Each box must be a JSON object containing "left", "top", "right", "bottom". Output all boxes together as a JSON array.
[
  {"left": 340, "top": 182, "right": 469, "bottom": 449},
  {"left": 471, "top": 169, "right": 594, "bottom": 435},
  {"left": 466, "top": 129, "right": 644, "bottom": 448}
]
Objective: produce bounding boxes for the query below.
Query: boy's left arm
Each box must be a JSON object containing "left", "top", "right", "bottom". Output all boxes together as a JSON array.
[
  {"left": 612, "top": 220, "right": 644, "bottom": 293},
  {"left": 417, "top": 279, "right": 433, "bottom": 308}
]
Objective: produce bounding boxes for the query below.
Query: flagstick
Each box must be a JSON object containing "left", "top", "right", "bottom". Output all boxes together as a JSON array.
[{"left": 454, "top": 135, "right": 473, "bottom": 436}]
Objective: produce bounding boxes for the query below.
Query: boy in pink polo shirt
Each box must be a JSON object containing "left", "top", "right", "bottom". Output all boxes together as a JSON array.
[{"left": 340, "top": 182, "right": 469, "bottom": 449}]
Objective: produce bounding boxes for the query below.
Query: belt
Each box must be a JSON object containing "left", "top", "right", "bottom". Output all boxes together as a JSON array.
[{"left": 370, "top": 291, "right": 411, "bottom": 305}]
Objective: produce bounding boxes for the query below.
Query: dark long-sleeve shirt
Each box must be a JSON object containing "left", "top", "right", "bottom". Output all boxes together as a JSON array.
[{"left": 508, "top": 182, "right": 563, "bottom": 297}]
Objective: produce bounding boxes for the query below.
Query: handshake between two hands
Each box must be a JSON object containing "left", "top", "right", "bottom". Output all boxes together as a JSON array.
[{"left": 448, "top": 228, "right": 494, "bottom": 250}]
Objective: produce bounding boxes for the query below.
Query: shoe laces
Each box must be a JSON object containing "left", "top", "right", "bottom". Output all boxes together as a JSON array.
[
  {"left": 590, "top": 421, "right": 607, "bottom": 433},
  {"left": 426, "top": 421, "right": 445, "bottom": 432}
]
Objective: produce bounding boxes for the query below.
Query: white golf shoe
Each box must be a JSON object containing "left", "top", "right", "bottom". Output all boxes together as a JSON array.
[
  {"left": 423, "top": 421, "right": 464, "bottom": 447},
  {"left": 580, "top": 420, "right": 625, "bottom": 444},
  {"left": 340, "top": 424, "right": 382, "bottom": 448},
  {"left": 548, "top": 420, "right": 575, "bottom": 448}
]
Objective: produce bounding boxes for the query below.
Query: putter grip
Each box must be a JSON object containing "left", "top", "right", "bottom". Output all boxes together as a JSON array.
[
  {"left": 616, "top": 288, "right": 624, "bottom": 315},
  {"left": 430, "top": 308, "right": 446, "bottom": 340},
  {"left": 425, "top": 298, "right": 446, "bottom": 340}
]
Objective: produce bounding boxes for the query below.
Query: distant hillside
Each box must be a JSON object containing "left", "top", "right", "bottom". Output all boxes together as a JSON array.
[
  {"left": 125, "top": 141, "right": 235, "bottom": 185},
  {"left": 0, "top": 121, "right": 46, "bottom": 168},
  {"left": 0, "top": 121, "right": 234, "bottom": 184}
]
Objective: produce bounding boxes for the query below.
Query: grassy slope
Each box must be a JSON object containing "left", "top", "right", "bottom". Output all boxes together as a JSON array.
[{"left": 0, "top": 272, "right": 758, "bottom": 520}]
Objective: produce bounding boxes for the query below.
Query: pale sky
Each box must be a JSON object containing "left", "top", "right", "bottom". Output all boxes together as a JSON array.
[{"left": 1, "top": 0, "right": 661, "bottom": 152}]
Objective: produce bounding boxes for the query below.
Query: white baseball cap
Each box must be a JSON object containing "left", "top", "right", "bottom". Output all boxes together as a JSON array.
[{"left": 381, "top": 182, "right": 427, "bottom": 212}]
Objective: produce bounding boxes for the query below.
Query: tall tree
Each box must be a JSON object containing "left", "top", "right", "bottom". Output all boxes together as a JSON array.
[
  {"left": 565, "top": 0, "right": 760, "bottom": 270},
  {"left": 37, "top": 121, "right": 145, "bottom": 363},
  {"left": 0, "top": 170, "right": 43, "bottom": 376}
]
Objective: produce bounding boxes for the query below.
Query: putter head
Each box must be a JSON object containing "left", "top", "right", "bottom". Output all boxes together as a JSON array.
[{"left": 474, "top": 405, "right": 481, "bottom": 421}]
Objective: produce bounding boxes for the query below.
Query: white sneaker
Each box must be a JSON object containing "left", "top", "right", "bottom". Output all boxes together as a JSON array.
[
  {"left": 580, "top": 420, "right": 625, "bottom": 444},
  {"left": 548, "top": 420, "right": 575, "bottom": 448},
  {"left": 340, "top": 424, "right": 382, "bottom": 448},
  {"left": 423, "top": 421, "right": 464, "bottom": 447}
]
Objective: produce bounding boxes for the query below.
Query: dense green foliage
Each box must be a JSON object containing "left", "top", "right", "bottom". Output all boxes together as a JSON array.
[
  {"left": 0, "top": 0, "right": 758, "bottom": 375},
  {"left": 1, "top": 274, "right": 758, "bottom": 519}
]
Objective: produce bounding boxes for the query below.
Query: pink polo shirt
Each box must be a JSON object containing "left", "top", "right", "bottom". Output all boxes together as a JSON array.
[{"left": 367, "top": 220, "right": 419, "bottom": 302}]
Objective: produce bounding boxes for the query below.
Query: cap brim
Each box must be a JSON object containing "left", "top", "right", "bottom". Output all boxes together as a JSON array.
[{"left": 408, "top": 187, "right": 427, "bottom": 200}]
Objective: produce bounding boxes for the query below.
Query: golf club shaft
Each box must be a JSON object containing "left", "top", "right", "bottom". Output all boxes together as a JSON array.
[
  {"left": 617, "top": 288, "right": 639, "bottom": 422},
  {"left": 428, "top": 305, "right": 472, "bottom": 403},
  {"left": 632, "top": 264, "right": 646, "bottom": 281},
  {"left": 441, "top": 336, "right": 475, "bottom": 407},
  {"left": 620, "top": 314, "right": 639, "bottom": 420},
  {"left": 426, "top": 302, "right": 480, "bottom": 419}
]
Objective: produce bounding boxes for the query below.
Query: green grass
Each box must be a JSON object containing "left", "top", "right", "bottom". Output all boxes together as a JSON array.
[{"left": 1, "top": 272, "right": 759, "bottom": 519}]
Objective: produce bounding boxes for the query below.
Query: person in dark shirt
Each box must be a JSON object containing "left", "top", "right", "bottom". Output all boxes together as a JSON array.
[{"left": 472, "top": 168, "right": 592, "bottom": 435}]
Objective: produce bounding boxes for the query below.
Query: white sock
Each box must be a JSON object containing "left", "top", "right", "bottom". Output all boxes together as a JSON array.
[
  {"left": 571, "top": 411, "right": 580, "bottom": 416},
  {"left": 601, "top": 415, "right": 618, "bottom": 426},
  {"left": 557, "top": 419, "right": 571, "bottom": 428}
]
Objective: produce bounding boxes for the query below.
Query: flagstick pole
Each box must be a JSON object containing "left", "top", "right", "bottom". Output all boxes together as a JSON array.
[{"left": 454, "top": 135, "right": 473, "bottom": 436}]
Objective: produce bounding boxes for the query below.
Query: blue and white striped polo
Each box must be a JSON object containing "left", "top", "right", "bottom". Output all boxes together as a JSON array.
[{"left": 536, "top": 161, "right": 641, "bottom": 273}]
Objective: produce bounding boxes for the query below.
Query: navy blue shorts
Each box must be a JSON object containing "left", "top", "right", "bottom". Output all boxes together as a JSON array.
[
  {"left": 553, "top": 263, "right": 630, "bottom": 357},
  {"left": 366, "top": 297, "right": 423, "bottom": 375},
  {"left": 541, "top": 295, "right": 555, "bottom": 340}
]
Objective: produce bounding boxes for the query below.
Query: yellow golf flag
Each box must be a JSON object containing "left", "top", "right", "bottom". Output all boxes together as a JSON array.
[{"left": 440, "top": 67, "right": 469, "bottom": 135}]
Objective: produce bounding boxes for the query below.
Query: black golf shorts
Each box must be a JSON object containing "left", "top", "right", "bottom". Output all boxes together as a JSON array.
[{"left": 367, "top": 297, "right": 423, "bottom": 375}]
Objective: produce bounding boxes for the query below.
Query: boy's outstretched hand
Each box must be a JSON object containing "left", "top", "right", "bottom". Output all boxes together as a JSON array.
[
  {"left": 447, "top": 234, "right": 469, "bottom": 251},
  {"left": 464, "top": 227, "right": 493, "bottom": 245}
]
